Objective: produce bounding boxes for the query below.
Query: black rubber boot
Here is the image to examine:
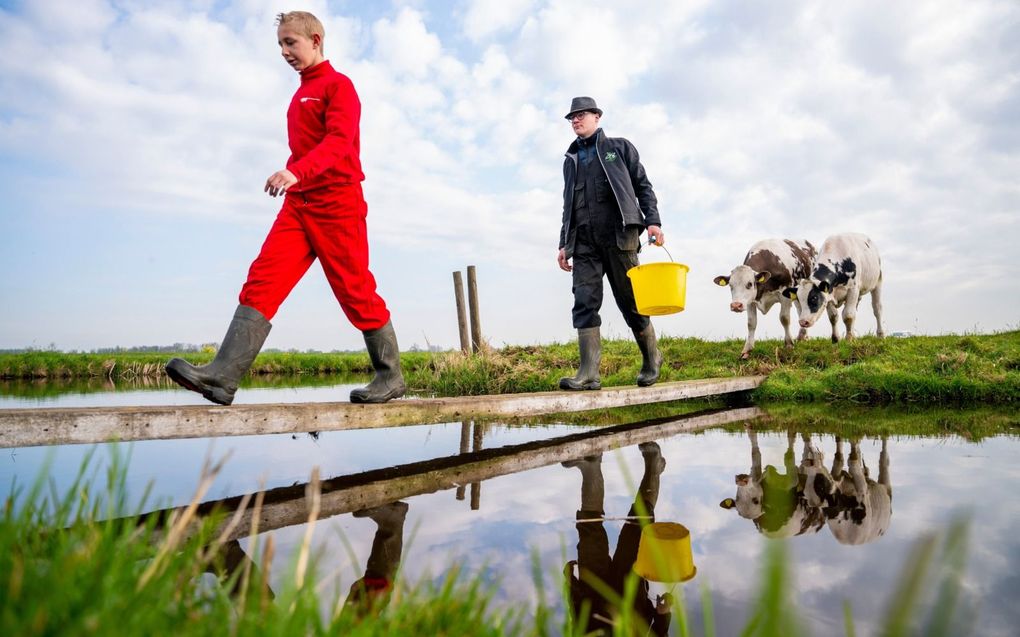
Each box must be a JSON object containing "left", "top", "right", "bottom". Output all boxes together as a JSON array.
[
  {"left": 350, "top": 320, "right": 406, "bottom": 404},
  {"left": 559, "top": 327, "right": 601, "bottom": 390},
  {"left": 165, "top": 305, "right": 271, "bottom": 406},
  {"left": 354, "top": 501, "right": 409, "bottom": 578},
  {"left": 634, "top": 324, "right": 662, "bottom": 387}
]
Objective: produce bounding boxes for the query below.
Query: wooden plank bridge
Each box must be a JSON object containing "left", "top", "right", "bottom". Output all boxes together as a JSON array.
[{"left": 0, "top": 375, "right": 765, "bottom": 449}]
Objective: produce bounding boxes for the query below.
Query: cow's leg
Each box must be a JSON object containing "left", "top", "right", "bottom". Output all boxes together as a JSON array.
[
  {"left": 842, "top": 287, "right": 860, "bottom": 341},
  {"left": 878, "top": 435, "right": 890, "bottom": 488},
  {"left": 779, "top": 298, "right": 794, "bottom": 348},
  {"left": 831, "top": 436, "right": 845, "bottom": 477},
  {"left": 848, "top": 440, "right": 867, "bottom": 496},
  {"left": 826, "top": 302, "right": 840, "bottom": 343},
  {"left": 749, "top": 429, "right": 762, "bottom": 481},
  {"left": 871, "top": 284, "right": 885, "bottom": 338},
  {"left": 741, "top": 307, "right": 757, "bottom": 359}
]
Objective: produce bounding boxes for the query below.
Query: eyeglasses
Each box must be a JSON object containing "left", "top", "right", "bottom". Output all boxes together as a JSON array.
[{"left": 568, "top": 111, "right": 593, "bottom": 121}]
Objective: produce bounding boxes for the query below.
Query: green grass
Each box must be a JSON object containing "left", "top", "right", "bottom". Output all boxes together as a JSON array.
[
  {"left": 2, "top": 331, "right": 1018, "bottom": 404},
  {"left": 744, "top": 403, "right": 1020, "bottom": 441},
  {"left": 1, "top": 454, "right": 977, "bottom": 636}
]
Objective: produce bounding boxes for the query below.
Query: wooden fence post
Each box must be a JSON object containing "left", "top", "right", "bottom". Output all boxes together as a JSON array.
[
  {"left": 456, "top": 420, "right": 470, "bottom": 501},
  {"left": 470, "top": 421, "right": 484, "bottom": 510},
  {"left": 452, "top": 271, "right": 470, "bottom": 354},
  {"left": 467, "top": 265, "right": 482, "bottom": 353}
]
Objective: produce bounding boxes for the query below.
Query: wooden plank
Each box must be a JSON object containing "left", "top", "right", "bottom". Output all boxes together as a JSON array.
[
  {"left": 0, "top": 375, "right": 765, "bottom": 449},
  {"left": 153, "top": 406, "right": 765, "bottom": 542}
]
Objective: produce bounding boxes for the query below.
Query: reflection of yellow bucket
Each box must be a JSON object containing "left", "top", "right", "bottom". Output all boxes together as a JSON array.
[
  {"left": 633, "top": 522, "right": 697, "bottom": 583},
  {"left": 627, "top": 262, "right": 690, "bottom": 315}
]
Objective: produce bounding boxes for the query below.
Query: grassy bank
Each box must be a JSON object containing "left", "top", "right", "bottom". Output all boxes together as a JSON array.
[
  {"left": 2, "top": 455, "right": 974, "bottom": 637},
  {"left": 2, "top": 331, "right": 1018, "bottom": 404}
]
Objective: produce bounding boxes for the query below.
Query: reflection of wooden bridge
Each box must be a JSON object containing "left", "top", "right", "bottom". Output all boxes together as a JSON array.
[
  {"left": 143, "top": 406, "right": 764, "bottom": 542},
  {"left": 0, "top": 376, "right": 764, "bottom": 448}
]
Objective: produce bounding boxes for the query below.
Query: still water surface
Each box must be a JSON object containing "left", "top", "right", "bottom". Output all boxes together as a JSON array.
[{"left": 2, "top": 383, "right": 1017, "bottom": 636}]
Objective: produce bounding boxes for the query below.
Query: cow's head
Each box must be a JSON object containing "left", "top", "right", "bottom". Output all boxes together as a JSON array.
[
  {"left": 783, "top": 278, "right": 832, "bottom": 328},
  {"left": 719, "top": 473, "right": 764, "bottom": 519},
  {"left": 714, "top": 266, "right": 770, "bottom": 313}
]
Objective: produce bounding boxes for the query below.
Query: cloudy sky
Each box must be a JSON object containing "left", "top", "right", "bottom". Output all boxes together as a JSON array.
[{"left": 1, "top": 0, "right": 1017, "bottom": 352}]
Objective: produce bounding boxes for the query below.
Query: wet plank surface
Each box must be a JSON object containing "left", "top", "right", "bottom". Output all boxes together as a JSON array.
[{"left": 0, "top": 376, "right": 765, "bottom": 448}]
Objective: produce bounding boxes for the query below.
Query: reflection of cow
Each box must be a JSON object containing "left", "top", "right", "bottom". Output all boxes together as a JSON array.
[
  {"left": 825, "top": 437, "right": 892, "bottom": 545},
  {"left": 720, "top": 430, "right": 826, "bottom": 539},
  {"left": 800, "top": 434, "right": 836, "bottom": 509},
  {"left": 722, "top": 432, "right": 892, "bottom": 545}
]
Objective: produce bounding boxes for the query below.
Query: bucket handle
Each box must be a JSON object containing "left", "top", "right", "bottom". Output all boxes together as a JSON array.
[{"left": 647, "top": 237, "right": 675, "bottom": 262}]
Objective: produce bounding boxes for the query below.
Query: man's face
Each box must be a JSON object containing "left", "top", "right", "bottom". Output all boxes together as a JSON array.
[
  {"left": 278, "top": 25, "right": 321, "bottom": 72},
  {"left": 569, "top": 111, "right": 600, "bottom": 138}
]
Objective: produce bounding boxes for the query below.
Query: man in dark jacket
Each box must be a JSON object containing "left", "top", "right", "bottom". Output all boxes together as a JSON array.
[{"left": 557, "top": 97, "right": 665, "bottom": 390}]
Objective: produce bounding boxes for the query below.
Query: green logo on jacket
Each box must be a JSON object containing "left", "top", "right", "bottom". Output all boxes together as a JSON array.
[{"left": 604, "top": 151, "right": 618, "bottom": 162}]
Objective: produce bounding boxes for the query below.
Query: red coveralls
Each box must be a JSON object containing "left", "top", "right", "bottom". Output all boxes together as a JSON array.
[{"left": 238, "top": 60, "right": 390, "bottom": 331}]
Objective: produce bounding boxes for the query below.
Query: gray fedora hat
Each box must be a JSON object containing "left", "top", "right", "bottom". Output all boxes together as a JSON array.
[{"left": 564, "top": 96, "right": 603, "bottom": 119}]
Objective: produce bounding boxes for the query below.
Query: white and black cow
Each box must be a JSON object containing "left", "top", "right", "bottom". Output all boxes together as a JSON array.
[
  {"left": 783, "top": 233, "right": 884, "bottom": 343},
  {"left": 714, "top": 238, "right": 817, "bottom": 359},
  {"left": 825, "top": 437, "right": 892, "bottom": 545}
]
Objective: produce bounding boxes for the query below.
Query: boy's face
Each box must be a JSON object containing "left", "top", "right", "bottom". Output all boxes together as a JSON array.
[{"left": 277, "top": 25, "right": 322, "bottom": 72}]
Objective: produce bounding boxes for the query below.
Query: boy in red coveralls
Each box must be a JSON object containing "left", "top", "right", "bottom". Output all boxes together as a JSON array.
[{"left": 166, "top": 11, "right": 404, "bottom": 405}]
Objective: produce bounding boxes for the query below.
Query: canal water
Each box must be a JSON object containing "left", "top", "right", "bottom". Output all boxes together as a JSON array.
[{"left": 2, "top": 381, "right": 1017, "bottom": 636}]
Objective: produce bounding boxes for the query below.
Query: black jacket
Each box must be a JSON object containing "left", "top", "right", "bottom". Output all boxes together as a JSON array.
[{"left": 559, "top": 128, "right": 660, "bottom": 257}]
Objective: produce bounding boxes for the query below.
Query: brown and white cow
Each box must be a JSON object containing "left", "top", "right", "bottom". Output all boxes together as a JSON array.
[
  {"left": 714, "top": 238, "right": 817, "bottom": 359},
  {"left": 720, "top": 430, "right": 828, "bottom": 540},
  {"left": 783, "top": 233, "right": 884, "bottom": 343}
]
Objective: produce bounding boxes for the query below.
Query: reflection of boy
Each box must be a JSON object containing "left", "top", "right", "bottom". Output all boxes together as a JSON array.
[
  {"left": 342, "top": 501, "right": 408, "bottom": 619},
  {"left": 166, "top": 11, "right": 404, "bottom": 406},
  {"left": 563, "top": 443, "right": 672, "bottom": 636}
]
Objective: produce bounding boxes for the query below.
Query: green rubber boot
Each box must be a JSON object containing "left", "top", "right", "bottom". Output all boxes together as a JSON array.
[
  {"left": 634, "top": 324, "right": 662, "bottom": 387},
  {"left": 559, "top": 327, "right": 602, "bottom": 391},
  {"left": 350, "top": 321, "right": 406, "bottom": 404},
  {"left": 165, "top": 305, "right": 271, "bottom": 406}
]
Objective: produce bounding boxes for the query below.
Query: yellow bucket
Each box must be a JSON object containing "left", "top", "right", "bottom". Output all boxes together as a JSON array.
[
  {"left": 627, "top": 261, "right": 690, "bottom": 316},
  {"left": 633, "top": 522, "right": 697, "bottom": 583}
]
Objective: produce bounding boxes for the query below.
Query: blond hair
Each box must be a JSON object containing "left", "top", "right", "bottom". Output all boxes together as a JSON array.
[{"left": 276, "top": 11, "right": 325, "bottom": 52}]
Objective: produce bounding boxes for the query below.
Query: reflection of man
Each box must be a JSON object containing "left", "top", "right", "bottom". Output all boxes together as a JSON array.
[
  {"left": 557, "top": 96, "right": 665, "bottom": 392},
  {"left": 562, "top": 442, "right": 672, "bottom": 636},
  {"left": 342, "top": 501, "right": 409, "bottom": 618}
]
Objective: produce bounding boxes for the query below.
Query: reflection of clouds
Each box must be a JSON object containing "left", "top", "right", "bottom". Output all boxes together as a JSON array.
[
  {"left": 199, "top": 432, "right": 1020, "bottom": 635},
  {"left": 27, "top": 424, "right": 1014, "bottom": 634}
]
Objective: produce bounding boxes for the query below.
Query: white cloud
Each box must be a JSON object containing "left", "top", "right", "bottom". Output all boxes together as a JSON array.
[
  {"left": 371, "top": 8, "right": 442, "bottom": 78},
  {"left": 462, "top": 0, "right": 537, "bottom": 41}
]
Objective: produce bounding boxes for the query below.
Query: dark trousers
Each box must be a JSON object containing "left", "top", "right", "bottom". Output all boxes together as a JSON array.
[
  {"left": 571, "top": 500, "right": 662, "bottom": 636},
  {"left": 571, "top": 226, "right": 649, "bottom": 331}
]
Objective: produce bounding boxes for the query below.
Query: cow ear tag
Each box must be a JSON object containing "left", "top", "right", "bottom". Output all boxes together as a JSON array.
[{"left": 714, "top": 277, "right": 728, "bottom": 287}]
